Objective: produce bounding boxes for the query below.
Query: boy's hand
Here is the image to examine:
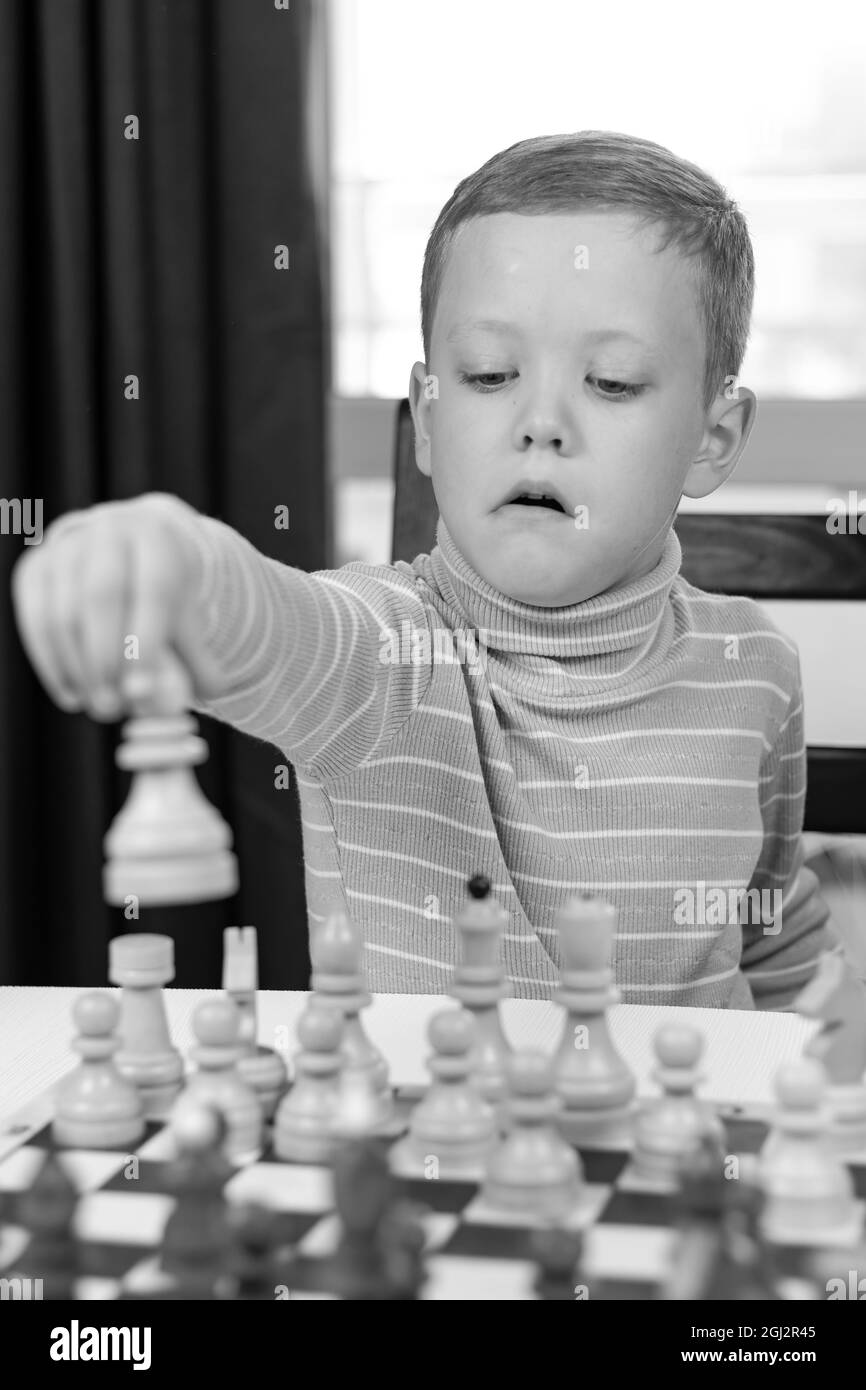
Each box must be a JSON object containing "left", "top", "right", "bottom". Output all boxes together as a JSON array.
[{"left": 10, "top": 492, "right": 225, "bottom": 720}]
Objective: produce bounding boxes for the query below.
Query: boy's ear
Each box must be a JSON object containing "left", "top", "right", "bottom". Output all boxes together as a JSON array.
[
  {"left": 408, "top": 362, "right": 433, "bottom": 479},
  {"left": 681, "top": 386, "right": 758, "bottom": 500}
]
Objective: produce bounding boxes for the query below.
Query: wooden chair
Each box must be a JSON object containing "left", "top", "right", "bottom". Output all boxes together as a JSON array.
[{"left": 390, "top": 396, "right": 866, "bottom": 836}]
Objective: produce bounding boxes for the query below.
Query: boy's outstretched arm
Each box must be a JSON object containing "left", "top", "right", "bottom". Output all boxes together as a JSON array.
[
  {"left": 11, "top": 492, "right": 434, "bottom": 781},
  {"left": 740, "top": 654, "right": 864, "bottom": 1010},
  {"left": 173, "top": 498, "right": 434, "bottom": 779}
]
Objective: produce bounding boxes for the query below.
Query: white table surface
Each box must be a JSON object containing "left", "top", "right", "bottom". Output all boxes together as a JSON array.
[{"left": 0, "top": 987, "right": 817, "bottom": 1149}]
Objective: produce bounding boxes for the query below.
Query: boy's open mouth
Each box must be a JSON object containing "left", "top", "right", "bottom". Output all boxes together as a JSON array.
[
  {"left": 506, "top": 495, "right": 567, "bottom": 514},
  {"left": 500, "top": 481, "right": 570, "bottom": 514}
]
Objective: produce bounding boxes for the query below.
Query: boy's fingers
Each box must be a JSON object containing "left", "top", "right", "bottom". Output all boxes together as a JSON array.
[
  {"left": 10, "top": 549, "right": 82, "bottom": 710},
  {"left": 47, "top": 557, "right": 91, "bottom": 701},
  {"left": 172, "top": 606, "right": 225, "bottom": 703},
  {"left": 12, "top": 495, "right": 218, "bottom": 718},
  {"left": 77, "top": 530, "right": 131, "bottom": 703},
  {"left": 124, "top": 523, "right": 183, "bottom": 681},
  {"left": 125, "top": 500, "right": 223, "bottom": 708}
]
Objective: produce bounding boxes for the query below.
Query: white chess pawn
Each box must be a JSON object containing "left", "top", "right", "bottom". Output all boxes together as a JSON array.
[
  {"left": 104, "top": 653, "right": 238, "bottom": 906},
  {"left": 333, "top": 1056, "right": 395, "bottom": 1140},
  {"left": 311, "top": 910, "right": 393, "bottom": 1122},
  {"left": 172, "top": 998, "right": 262, "bottom": 1165},
  {"left": 630, "top": 1024, "right": 726, "bottom": 1187},
  {"left": 53, "top": 993, "right": 146, "bottom": 1149},
  {"left": 389, "top": 1008, "right": 497, "bottom": 1181},
  {"left": 759, "top": 1058, "right": 859, "bottom": 1247},
  {"left": 480, "top": 1051, "right": 584, "bottom": 1222},
  {"left": 552, "top": 894, "right": 637, "bottom": 1147},
  {"left": 273, "top": 1001, "right": 345, "bottom": 1163}
]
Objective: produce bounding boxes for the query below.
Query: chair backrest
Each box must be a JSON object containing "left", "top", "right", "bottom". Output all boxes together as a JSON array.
[
  {"left": 391, "top": 397, "right": 438, "bottom": 564},
  {"left": 391, "top": 396, "right": 866, "bottom": 832}
]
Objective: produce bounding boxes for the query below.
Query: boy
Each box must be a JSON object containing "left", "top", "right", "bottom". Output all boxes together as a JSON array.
[{"left": 10, "top": 130, "right": 852, "bottom": 1008}]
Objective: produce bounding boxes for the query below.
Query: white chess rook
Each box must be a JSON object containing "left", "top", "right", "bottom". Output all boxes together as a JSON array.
[{"left": 108, "top": 932, "right": 184, "bottom": 1118}]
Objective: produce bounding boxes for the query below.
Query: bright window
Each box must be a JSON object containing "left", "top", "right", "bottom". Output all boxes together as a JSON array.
[{"left": 329, "top": 0, "right": 866, "bottom": 400}]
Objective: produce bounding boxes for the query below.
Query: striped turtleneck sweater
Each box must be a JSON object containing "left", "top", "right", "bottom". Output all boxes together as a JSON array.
[{"left": 174, "top": 502, "right": 841, "bottom": 1009}]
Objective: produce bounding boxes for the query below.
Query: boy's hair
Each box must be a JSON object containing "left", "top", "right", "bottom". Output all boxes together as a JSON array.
[{"left": 421, "top": 130, "right": 755, "bottom": 411}]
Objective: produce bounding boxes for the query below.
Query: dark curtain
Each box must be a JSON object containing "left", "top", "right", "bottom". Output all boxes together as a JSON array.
[{"left": 0, "top": 0, "right": 329, "bottom": 990}]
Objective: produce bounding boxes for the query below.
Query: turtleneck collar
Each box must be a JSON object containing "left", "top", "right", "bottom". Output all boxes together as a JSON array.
[{"left": 421, "top": 516, "right": 683, "bottom": 664}]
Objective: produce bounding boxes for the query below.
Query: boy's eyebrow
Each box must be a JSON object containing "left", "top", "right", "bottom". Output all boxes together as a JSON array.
[
  {"left": 446, "top": 317, "right": 514, "bottom": 342},
  {"left": 446, "top": 318, "right": 659, "bottom": 352}
]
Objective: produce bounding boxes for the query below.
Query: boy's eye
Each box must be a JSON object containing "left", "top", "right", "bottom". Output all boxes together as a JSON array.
[
  {"left": 590, "top": 376, "right": 644, "bottom": 401},
  {"left": 457, "top": 371, "right": 644, "bottom": 401},
  {"left": 458, "top": 371, "right": 511, "bottom": 391}
]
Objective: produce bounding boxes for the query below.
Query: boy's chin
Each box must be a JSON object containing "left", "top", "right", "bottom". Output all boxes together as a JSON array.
[{"left": 483, "top": 557, "right": 607, "bottom": 608}]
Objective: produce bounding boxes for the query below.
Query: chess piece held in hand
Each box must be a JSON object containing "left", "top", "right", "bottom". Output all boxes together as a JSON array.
[{"left": 103, "top": 651, "right": 238, "bottom": 906}]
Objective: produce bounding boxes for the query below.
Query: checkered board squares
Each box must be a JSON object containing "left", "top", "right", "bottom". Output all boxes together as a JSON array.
[{"left": 1, "top": 1109, "right": 865, "bottom": 1301}]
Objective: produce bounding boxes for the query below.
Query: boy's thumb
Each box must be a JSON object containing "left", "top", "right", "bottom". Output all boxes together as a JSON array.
[{"left": 173, "top": 612, "right": 226, "bottom": 703}]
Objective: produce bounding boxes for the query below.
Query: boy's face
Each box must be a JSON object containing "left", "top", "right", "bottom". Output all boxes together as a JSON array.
[{"left": 409, "top": 210, "right": 755, "bottom": 606}]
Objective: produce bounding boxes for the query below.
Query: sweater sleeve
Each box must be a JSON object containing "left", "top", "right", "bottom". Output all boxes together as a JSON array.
[
  {"left": 740, "top": 656, "right": 847, "bottom": 1010},
  {"left": 163, "top": 501, "right": 433, "bottom": 781}
]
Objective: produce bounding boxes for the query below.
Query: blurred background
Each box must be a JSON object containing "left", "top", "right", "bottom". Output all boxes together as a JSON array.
[
  {"left": 1, "top": 0, "right": 864, "bottom": 988},
  {"left": 329, "top": 0, "right": 866, "bottom": 566}
]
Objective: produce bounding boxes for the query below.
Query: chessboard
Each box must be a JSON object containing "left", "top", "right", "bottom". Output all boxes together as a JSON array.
[
  {"left": 2, "top": 878, "right": 866, "bottom": 1303},
  {"left": 0, "top": 1097, "right": 860, "bottom": 1302},
  {"left": 2, "top": 1070, "right": 866, "bottom": 1303}
]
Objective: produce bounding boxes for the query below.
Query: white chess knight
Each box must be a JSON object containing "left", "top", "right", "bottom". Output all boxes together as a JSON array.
[
  {"left": 103, "top": 652, "right": 238, "bottom": 905},
  {"left": 794, "top": 951, "right": 866, "bottom": 1157}
]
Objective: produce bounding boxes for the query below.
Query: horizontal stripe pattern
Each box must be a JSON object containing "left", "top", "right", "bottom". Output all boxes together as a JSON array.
[{"left": 175, "top": 507, "right": 840, "bottom": 1008}]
